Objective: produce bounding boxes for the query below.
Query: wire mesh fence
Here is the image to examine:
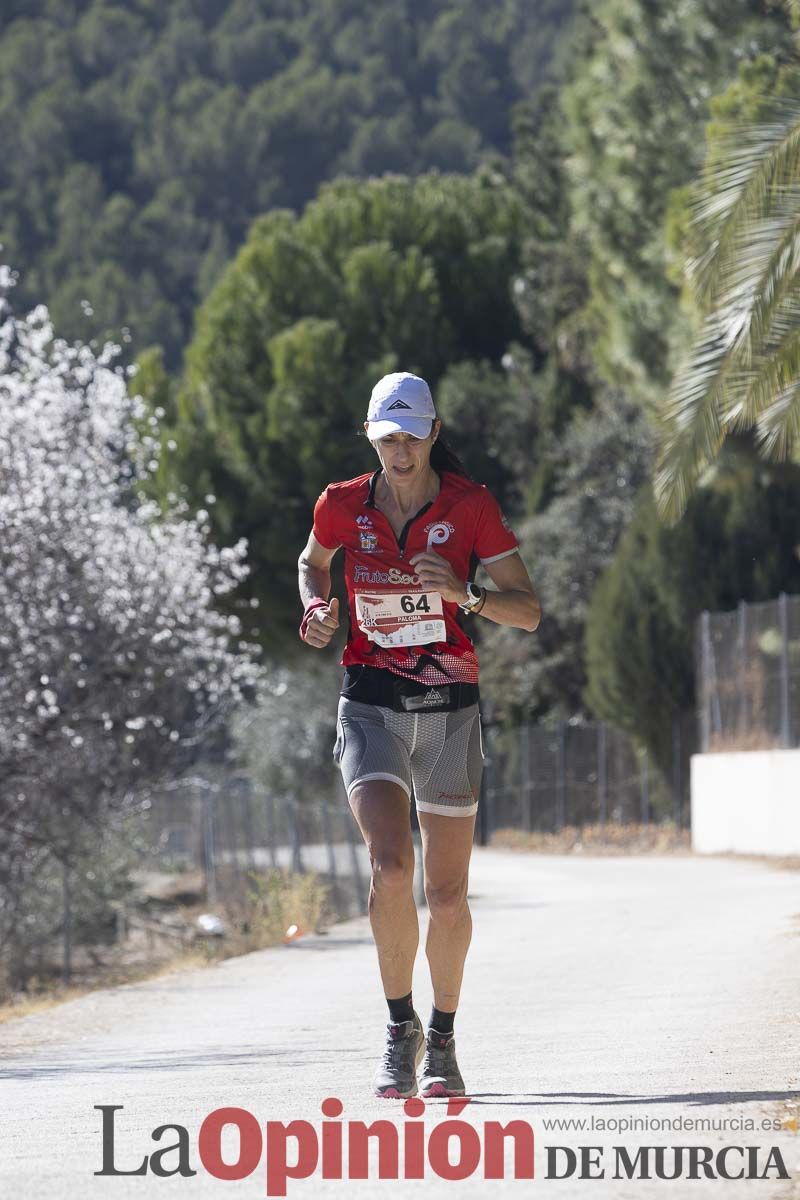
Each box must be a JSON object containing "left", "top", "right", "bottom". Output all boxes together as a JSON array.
[
  {"left": 128, "top": 769, "right": 375, "bottom": 923},
  {"left": 696, "top": 592, "right": 800, "bottom": 752},
  {"left": 479, "top": 714, "right": 693, "bottom": 839},
  {"left": 129, "top": 708, "right": 694, "bottom": 919}
]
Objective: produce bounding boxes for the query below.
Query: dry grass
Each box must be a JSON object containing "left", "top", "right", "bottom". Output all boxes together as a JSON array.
[
  {"left": 216, "top": 866, "right": 331, "bottom": 955},
  {"left": 706, "top": 730, "right": 785, "bottom": 752},
  {"left": 0, "top": 866, "right": 332, "bottom": 1025},
  {"left": 490, "top": 821, "right": 692, "bottom": 855},
  {"left": 489, "top": 826, "right": 800, "bottom": 870}
]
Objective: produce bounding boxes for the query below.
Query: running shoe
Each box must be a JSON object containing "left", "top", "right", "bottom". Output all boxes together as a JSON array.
[
  {"left": 373, "top": 1011, "right": 426, "bottom": 1099},
  {"left": 418, "top": 1028, "right": 466, "bottom": 1097}
]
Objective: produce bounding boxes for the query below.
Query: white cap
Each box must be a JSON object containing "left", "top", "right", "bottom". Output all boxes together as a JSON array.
[{"left": 366, "top": 372, "right": 436, "bottom": 440}]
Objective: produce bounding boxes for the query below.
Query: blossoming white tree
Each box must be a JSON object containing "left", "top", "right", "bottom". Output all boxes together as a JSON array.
[{"left": 0, "top": 264, "right": 264, "bottom": 985}]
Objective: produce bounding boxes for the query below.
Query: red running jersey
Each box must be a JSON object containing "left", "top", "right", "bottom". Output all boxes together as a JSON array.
[{"left": 311, "top": 468, "right": 519, "bottom": 685}]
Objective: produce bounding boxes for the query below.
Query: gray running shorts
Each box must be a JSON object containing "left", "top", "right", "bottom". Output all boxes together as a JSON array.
[{"left": 333, "top": 695, "right": 484, "bottom": 817}]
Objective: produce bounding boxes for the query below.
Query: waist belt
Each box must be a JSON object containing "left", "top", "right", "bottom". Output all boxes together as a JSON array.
[{"left": 341, "top": 665, "right": 480, "bottom": 713}]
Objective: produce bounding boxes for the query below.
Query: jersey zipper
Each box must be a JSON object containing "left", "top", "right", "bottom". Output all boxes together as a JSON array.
[
  {"left": 368, "top": 499, "right": 434, "bottom": 559},
  {"left": 364, "top": 469, "right": 437, "bottom": 559},
  {"left": 395, "top": 501, "right": 433, "bottom": 559}
]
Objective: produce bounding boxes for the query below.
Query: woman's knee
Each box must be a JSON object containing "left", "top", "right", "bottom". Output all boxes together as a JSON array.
[
  {"left": 370, "top": 849, "right": 415, "bottom": 892},
  {"left": 424, "top": 876, "right": 469, "bottom": 923}
]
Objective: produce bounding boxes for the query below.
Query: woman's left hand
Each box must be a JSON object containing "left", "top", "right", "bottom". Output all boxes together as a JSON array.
[{"left": 408, "top": 550, "right": 465, "bottom": 605}]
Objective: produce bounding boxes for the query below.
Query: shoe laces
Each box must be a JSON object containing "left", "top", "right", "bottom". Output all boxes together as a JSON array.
[
  {"left": 380, "top": 1020, "right": 416, "bottom": 1069},
  {"left": 423, "top": 1030, "right": 455, "bottom": 1070}
]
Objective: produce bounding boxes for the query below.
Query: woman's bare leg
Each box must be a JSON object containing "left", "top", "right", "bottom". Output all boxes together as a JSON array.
[
  {"left": 417, "top": 809, "right": 477, "bottom": 1012},
  {"left": 348, "top": 779, "right": 418, "bottom": 1000}
]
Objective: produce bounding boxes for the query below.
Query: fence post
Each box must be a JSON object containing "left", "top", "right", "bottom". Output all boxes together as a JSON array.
[
  {"left": 321, "top": 798, "right": 337, "bottom": 880},
  {"left": 478, "top": 716, "right": 493, "bottom": 846},
  {"left": 240, "top": 781, "right": 257, "bottom": 872},
  {"left": 202, "top": 790, "right": 217, "bottom": 907},
  {"left": 738, "top": 600, "right": 748, "bottom": 735},
  {"left": 266, "top": 793, "right": 278, "bottom": 869},
  {"left": 700, "top": 610, "right": 722, "bottom": 746},
  {"left": 672, "top": 715, "right": 682, "bottom": 827},
  {"left": 557, "top": 723, "right": 567, "bottom": 831},
  {"left": 520, "top": 722, "right": 531, "bottom": 832},
  {"left": 474, "top": 700, "right": 489, "bottom": 849},
  {"left": 699, "top": 611, "right": 711, "bottom": 752},
  {"left": 779, "top": 592, "right": 791, "bottom": 748},
  {"left": 598, "top": 723, "right": 607, "bottom": 826},
  {"left": 62, "top": 857, "right": 72, "bottom": 986},
  {"left": 287, "top": 797, "right": 304, "bottom": 874}
]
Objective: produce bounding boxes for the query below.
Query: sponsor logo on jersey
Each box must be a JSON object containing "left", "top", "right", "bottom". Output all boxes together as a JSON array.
[
  {"left": 354, "top": 565, "right": 420, "bottom": 585},
  {"left": 356, "top": 513, "right": 378, "bottom": 549},
  {"left": 424, "top": 519, "right": 455, "bottom": 548},
  {"left": 359, "top": 530, "right": 379, "bottom": 552}
]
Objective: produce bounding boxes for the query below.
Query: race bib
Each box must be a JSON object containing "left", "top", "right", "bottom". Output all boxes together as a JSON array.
[{"left": 354, "top": 589, "right": 446, "bottom": 648}]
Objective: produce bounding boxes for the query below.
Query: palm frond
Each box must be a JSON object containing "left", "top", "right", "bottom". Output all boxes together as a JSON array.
[
  {"left": 728, "top": 292, "right": 800, "bottom": 428},
  {"left": 719, "top": 198, "right": 800, "bottom": 356},
  {"left": 686, "top": 101, "right": 800, "bottom": 310},
  {"left": 654, "top": 311, "right": 738, "bottom": 522},
  {"left": 657, "top": 94, "right": 800, "bottom": 518},
  {"left": 754, "top": 377, "right": 800, "bottom": 458}
]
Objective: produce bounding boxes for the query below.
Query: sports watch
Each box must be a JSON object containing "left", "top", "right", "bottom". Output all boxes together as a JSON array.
[{"left": 459, "top": 581, "right": 484, "bottom": 613}]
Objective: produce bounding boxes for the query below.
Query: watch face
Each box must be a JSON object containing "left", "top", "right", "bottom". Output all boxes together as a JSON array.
[{"left": 467, "top": 583, "right": 481, "bottom": 604}]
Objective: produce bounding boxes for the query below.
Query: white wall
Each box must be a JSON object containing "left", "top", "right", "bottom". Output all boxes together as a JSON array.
[{"left": 691, "top": 749, "right": 800, "bottom": 855}]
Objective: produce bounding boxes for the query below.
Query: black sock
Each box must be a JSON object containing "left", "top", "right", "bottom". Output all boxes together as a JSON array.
[
  {"left": 430, "top": 1006, "right": 455, "bottom": 1035},
  {"left": 387, "top": 991, "right": 414, "bottom": 1024}
]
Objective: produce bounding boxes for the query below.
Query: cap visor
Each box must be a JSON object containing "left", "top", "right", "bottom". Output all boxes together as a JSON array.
[{"left": 366, "top": 416, "right": 433, "bottom": 440}]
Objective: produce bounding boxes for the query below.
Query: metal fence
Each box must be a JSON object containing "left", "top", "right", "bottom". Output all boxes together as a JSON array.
[
  {"left": 131, "top": 710, "right": 693, "bottom": 921},
  {"left": 479, "top": 714, "right": 693, "bottom": 839},
  {"left": 125, "top": 769, "right": 377, "bottom": 923},
  {"left": 696, "top": 592, "right": 800, "bottom": 752}
]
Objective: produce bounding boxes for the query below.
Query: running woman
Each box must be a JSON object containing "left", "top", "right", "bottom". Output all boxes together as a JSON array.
[{"left": 298, "top": 371, "right": 540, "bottom": 1099}]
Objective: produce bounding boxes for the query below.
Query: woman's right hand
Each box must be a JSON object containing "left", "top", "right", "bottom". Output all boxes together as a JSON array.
[{"left": 303, "top": 597, "right": 340, "bottom": 647}]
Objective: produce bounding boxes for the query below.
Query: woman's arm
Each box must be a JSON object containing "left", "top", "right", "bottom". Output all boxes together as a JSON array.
[
  {"left": 408, "top": 548, "right": 540, "bottom": 632},
  {"left": 298, "top": 531, "right": 341, "bottom": 646},
  {"left": 474, "top": 551, "right": 541, "bottom": 631},
  {"left": 298, "top": 531, "right": 339, "bottom": 606}
]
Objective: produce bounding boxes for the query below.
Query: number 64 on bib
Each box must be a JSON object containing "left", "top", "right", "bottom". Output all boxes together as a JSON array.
[{"left": 354, "top": 589, "right": 446, "bottom": 648}]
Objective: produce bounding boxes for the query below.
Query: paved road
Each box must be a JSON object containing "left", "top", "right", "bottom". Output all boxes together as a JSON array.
[{"left": 1, "top": 849, "right": 799, "bottom": 1199}]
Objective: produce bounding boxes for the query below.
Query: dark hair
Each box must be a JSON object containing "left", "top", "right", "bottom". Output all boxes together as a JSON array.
[{"left": 430, "top": 422, "right": 472, "bottom": 478}]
